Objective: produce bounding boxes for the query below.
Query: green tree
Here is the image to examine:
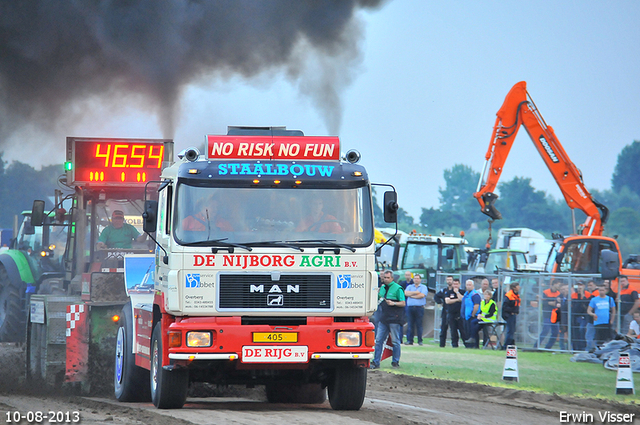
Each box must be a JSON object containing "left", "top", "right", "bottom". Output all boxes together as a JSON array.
[
  {"left": 496, "top": 177, "right": 566, "bottom": 233},
  {"left": 0, "top": 160, "right": 62, "bottom": 228},
  {"left": 612, "top": 140, "right": 640, "bottom": 196},
  {"left": 434, "top": 164, "right": 485, "bottom": 229},
  {"left": 607, "top": 207, "right": 640, "bottom": 239}
]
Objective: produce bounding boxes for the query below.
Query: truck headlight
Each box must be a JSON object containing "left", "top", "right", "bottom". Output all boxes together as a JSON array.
[
  {"left": 336, "top": 331, "right": 361, "bottom": 347},
  {"left": 186, "top": 331, "right": 212, "bottom": 347}
]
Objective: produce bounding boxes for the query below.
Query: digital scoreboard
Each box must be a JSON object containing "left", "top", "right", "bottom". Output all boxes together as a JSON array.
[{"left": 67, "top": 137, "right": 172, "bottom": 186}]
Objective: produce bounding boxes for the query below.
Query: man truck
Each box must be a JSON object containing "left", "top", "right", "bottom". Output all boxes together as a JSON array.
[{"left": 114, "top": 127, "right": 397, "bottom": 410}]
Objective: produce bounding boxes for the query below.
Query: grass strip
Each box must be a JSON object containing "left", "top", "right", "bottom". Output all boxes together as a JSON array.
[{"left": 378, "top": 341, "right": 638, "bottom": 404}]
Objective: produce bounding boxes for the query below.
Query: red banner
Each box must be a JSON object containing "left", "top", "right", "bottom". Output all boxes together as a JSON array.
[{"left": 206, "top": 135, "right": 340, "bottom": 160}]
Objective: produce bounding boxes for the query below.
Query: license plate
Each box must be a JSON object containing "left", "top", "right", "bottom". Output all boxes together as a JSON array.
[
  {"left": 242, "top": 345, "right": 308, "bottom": 363},
  {"left": 253, "top": 332, "right": 298, "bottom": 343}
]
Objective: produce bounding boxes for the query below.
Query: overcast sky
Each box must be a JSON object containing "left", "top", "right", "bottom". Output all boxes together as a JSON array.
[{"left": 5, "top": 1, "right": 640, "bottom": 220}]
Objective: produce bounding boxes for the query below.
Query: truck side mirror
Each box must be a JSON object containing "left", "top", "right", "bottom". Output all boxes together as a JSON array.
[
  {"left": 142, "top": 200, "right": 158, "bottom": 233},
  {"left": 555, "top": 252, "right": 565, "bottom": 265},
  {"left": 31, "top": 200, "right": 46, "bottom": 226},
  {"left": 383, "top": 191, "right": 398, "bottom": 223},
  {"left": 600, "top": 249, "right": 620, "bottom": 280},
  {"left": 446, "top": 248, "right": 454, "bottom": 260}
]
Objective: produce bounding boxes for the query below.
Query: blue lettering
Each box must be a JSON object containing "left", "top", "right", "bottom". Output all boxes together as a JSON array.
[
  {"left": 290, "top": 164, "right": 304, "bottom": 175},
  {"left": 216, "top": 163, "right": 335, "bottom": 178},
  {"left": 264, "top": 164, "right": 275, "bottom": 175},
  {"left": 317, "top": 165, "right": 334, "bottom": 176},
  {"left": 277, "top": 164, "right": 288, "bottom": 175},
  {"left": 304, "top": 165, "right": 316, "bottom": 176}
]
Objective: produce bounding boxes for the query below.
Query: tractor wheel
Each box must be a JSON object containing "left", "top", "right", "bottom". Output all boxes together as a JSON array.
[
  {"left": 114, "top": 304, "right": 150, "bottom": 402},
  {"left": 328, "top": 366, "right": 367, "bottom": 410},
  {"left": 150, "top": 325, "right": 188, "bottom": 409},
  {"left": 0, "top": 266, "right": 26, "bottom": 343},
  {"left": 265, "top": 382, "right": 326, "bottom": 404}
]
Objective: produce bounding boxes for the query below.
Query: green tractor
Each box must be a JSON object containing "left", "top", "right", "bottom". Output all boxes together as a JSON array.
[{"left": 0, "top": 207, "right": 67, "bottom": 342}]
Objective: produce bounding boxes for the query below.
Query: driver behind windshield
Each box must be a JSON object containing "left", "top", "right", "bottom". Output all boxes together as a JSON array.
[
  {"left": 295, "top": 197, "right": 341, "bottom": 233},
  {"left": 182, "top": 197, "right": 233, "bottom": 232},
  {"left": 97, "top": 210, "right": 146, "bottom": 249}
]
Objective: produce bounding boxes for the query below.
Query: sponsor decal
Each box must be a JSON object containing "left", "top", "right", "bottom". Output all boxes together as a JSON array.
[
  {"left": 218, "top": 163, "right": 334, "bottom": 178},
  {"left": 337, "top": 274, "right": 352, "bottom": 289},
  {"left": 186, "top": 273, "right": 200, "bottom": 288},
  {"left": 299, "top": 255, "right": 341, "bottom": 267},
  {"left": 337, "top": 274, "right": 364, "bottom": 289},
  {"left": 242, "top": 345, "right": 309, "bottom": 363},
  {"left": 207, "top": 135, "right": 339, "bottom": 161},
  {"left": 192, "top": 254, "right": 345, "bottom": 269}
]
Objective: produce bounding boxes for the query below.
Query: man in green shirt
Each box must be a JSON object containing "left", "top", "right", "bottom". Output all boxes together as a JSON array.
[
  {"left": 371, "top": 270, "right": 406, "bottom": 369},
  {"left": 97, "top": 210, "right": 146, "bottom": 249}
]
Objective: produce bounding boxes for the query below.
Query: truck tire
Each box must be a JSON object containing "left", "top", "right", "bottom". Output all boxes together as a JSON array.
[
  {"left": 0, "top": 266, "right": 26, "bottom": 343},
  {"left": 114, "top": 304, "right": 150, "bottom": 402},
  {"left": 150, "top": 325, "right": 188, "bottom": 409},
  {"left": 265, "top": 382, "right": 326, "bottom": 404},
  {"left": 328, "top": 366, "right": 367, "bottom": 410}
]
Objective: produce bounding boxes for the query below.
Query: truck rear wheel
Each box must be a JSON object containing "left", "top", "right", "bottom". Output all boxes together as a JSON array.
[
  {"left": 114, "top": 304, "right": 150, "bottom": 402},
  {"left": 328, "top": 366, "right": 367, "bottom": 410},
  {"left": 265, "top": 382, "right": 326, "bottom": 404},
  {"left": 150, "top": 325, "right": 188, "bottom": 409},
  {"left": 0, "top": 266, "right": 26, "bottom": 343}
]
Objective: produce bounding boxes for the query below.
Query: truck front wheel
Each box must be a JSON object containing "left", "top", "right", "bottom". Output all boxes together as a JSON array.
[
  {"left": 114, "top": 305, "right": 150, "bottom": 402},
  {"left": 150, "top": 325, "right": 188, "bottom": 409},
  {"left": 328, "top": 366, "right": 367, "bottom": 410}
]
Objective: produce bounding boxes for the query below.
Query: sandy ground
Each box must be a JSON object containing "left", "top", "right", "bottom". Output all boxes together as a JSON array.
[{"left": 1, "top": 343, "right": 638, "bottom": 425}]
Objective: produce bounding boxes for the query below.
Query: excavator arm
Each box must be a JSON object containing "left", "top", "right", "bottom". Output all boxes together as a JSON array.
[{"left": 473, "top": 81, "right": 608, "bottom": 236}]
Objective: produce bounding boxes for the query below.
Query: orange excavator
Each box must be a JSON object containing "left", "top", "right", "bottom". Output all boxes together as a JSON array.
[{"left": 474, "top": 81, "right": 640, "bottom": 290}]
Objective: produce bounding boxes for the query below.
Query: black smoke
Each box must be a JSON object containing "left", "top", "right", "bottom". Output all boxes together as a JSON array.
[{"left": 0, "top": 0, "right": 386, "bottom": 143}]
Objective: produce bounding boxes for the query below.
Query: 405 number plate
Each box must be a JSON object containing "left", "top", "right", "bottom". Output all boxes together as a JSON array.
[{"left": 252, "top": 332, "right": 298, "bottom": 343}]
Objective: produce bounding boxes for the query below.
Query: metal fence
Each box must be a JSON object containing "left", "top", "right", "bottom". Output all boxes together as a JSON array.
[{"left": 432, "top": 271, "right": 626, "bottom": 351}]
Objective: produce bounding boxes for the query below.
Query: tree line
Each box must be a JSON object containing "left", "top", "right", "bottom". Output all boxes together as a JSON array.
[{"left": 375, "top": 140, "right": 640, "bottom": 257}]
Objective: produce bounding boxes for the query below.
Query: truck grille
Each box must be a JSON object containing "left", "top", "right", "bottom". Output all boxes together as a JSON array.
[{"left": 218, "top": 274, "right": 332, "bottom": 311}]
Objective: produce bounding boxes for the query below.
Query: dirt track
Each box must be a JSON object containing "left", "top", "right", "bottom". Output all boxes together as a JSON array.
[{"left": 1, "top": 343, "right": 638, "bottom": 424}]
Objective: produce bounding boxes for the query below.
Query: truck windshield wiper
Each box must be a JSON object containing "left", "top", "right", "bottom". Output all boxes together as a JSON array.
[
  {"left": 182, "top": 238, "right": 252, "bottom": 252},
  {"left": 242, "top": 240, "right": 304, "bottom": 252},
  {"left": 286, "top": 239, "right": 356, "bottom": 253}
]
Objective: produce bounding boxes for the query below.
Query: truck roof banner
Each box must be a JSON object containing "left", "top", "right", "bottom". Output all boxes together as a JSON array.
[{"left": 206, "top": 135, "right": 340, "bottom": 161}]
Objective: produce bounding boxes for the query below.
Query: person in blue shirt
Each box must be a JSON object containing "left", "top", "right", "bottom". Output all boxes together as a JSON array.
[
  {"left": 587, "top": 283, "right": 616, "bottom": 348},
  {"left": 404, "top": 273, "right": 429, "bottom": 346},
  {"left": 462, "top": 279, "right": 481, "bottom": 348}
]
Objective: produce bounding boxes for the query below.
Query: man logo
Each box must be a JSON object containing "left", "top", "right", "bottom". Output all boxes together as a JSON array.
[
  {"left": 186, "top": 273, "right": 201, "bottom": 288},
  {"left": 337, "top": 274, "right": 352, "bottom": 289},
  {"left": 268, "top": 294, "right": 284, "bottom": 306}
]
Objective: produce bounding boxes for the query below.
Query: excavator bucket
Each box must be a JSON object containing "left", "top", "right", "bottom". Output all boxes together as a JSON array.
[{"left": 481, "top": 192, "right": 502, "bottom": 220}]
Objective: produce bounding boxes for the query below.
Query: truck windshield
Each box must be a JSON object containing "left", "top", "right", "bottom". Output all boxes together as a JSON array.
[
  {"left": 403, "top": 243, "right": 463, "bottom": 271},
  {"left": 173, "top": 185, "right": 374, "bottom": 247}
]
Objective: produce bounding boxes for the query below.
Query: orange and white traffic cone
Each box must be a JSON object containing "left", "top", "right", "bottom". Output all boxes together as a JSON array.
[
  {"left": 502, "top": 345, "right": 519, "bottom": 382},
  {"left": 615, "top": 352, "right": 634, "bottom": 395}
]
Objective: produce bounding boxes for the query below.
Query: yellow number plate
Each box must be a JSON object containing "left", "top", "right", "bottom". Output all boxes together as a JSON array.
[{"left": 253, "top": 332, "right": 298, "bottom": 343}]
